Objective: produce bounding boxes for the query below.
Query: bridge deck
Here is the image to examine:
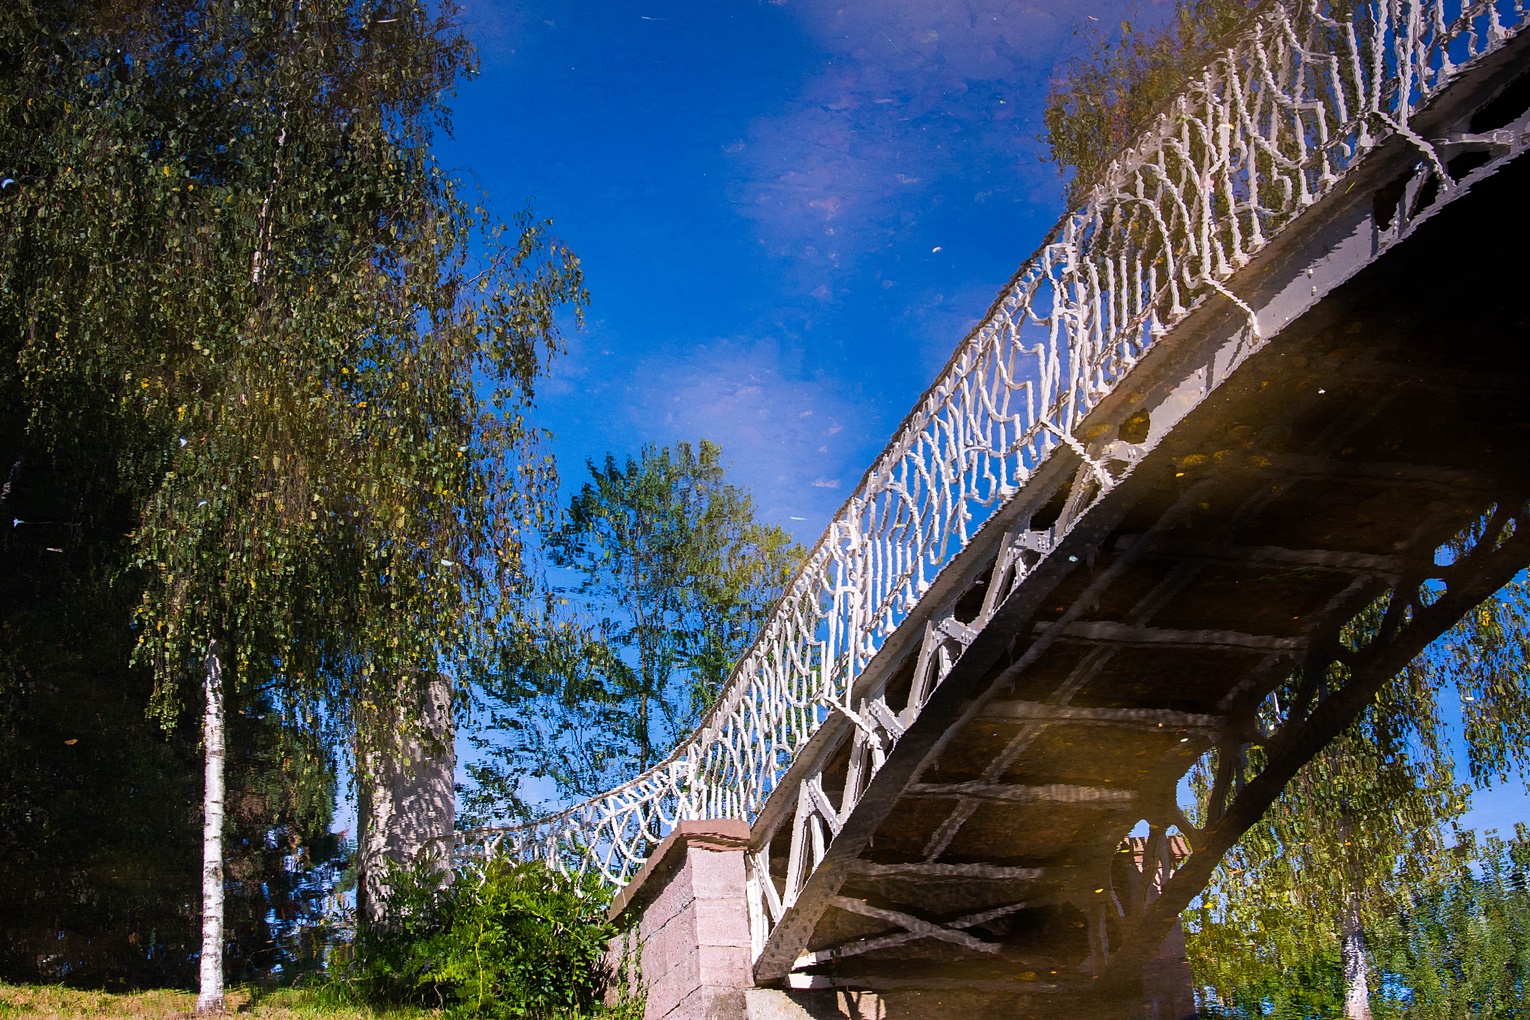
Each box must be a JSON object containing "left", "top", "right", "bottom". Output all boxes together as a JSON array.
[
  {"left": 465, "top": 3, "right": 1530, "bottom": 1015},
  {"left": 767, "top": 144, "right": 1530, "bottom": 1013}
]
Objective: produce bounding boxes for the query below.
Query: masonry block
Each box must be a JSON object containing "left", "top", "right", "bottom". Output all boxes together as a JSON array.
[
  {"left": 692, "top": 895, "right": 752, "bottom": 949},
  {"left": 608, "top": 820, "right": 754, "bottom": 1020}
]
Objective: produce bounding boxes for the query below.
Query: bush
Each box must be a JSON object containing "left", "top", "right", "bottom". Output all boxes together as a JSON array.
[{"left": 348, "top": 857, "right": 638, "bottom": 1019}]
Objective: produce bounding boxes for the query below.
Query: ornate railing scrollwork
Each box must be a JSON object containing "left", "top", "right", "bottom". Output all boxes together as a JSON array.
[{"left": 456, "top": 0, "right": 1530, "bottom": 907}]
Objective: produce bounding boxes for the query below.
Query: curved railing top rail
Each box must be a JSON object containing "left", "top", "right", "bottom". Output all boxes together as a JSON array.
[{"left": 460, "top": 0, "right": 1529, "bottom": 888}]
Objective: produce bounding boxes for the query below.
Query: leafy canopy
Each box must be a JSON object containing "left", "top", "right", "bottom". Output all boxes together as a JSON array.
[
  {"left": 1187, "top": 572, "right": 1530, "bottom": 1008},
  {"left": 0, "top": 0, "right": 586, "bottom": 739},
  {"left": 1042, "top": 0, "right": 1258, "bottom": 204},
  {"left": 468, "top": 440, "right": 802, "bottom": 816},
  {"left": 1368, "top": 828, "right": 1530, "bottom": 1019}
]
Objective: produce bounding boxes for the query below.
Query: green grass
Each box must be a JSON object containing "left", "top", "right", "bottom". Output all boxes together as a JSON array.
[{"left": 0, "top": 982, "right": 439, "bottom": 1019}]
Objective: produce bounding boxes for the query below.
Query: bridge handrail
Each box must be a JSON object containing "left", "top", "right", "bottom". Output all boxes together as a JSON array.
[{"left": 457, "top": 0, "right": 1529, "bottom": 887}]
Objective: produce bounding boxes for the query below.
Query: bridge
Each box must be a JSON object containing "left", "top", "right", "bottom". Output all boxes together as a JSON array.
[{"left": 461, "top": 0, "right": 1530, "bottom": 1015}]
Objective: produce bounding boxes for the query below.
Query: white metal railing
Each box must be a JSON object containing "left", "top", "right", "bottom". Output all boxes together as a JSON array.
[{"left": 458, "top": 0, "right": 1529, "bottom": 888}]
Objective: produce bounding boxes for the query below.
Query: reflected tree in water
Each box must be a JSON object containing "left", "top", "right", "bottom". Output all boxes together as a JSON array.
[
  {"left": 1, "top": 0, "right": 584, "bottom": 1004},
  {"left": 1189, "top": 577, "right": 1530, "bottom": 1017},
  {"left": 467, "top": 440, "right": 801, "bottom": 816}
]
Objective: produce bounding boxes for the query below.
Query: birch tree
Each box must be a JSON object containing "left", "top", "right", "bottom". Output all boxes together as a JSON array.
[
  {"left": 1186, "top": 688, "right": 1463, "bottom": 1017},
  {"left": 1187, "top": 579, "right": 1530, "bottom": 1016},
  {"left": 2, "top": 0, "right": 583, "bottom": 1009},
  {"left": 467, "top": 440, "right": 801, "bottom": 812}
]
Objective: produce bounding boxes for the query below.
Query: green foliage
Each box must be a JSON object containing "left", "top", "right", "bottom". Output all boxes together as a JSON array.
[
  {"left": 1428, "top": 581, "right": 1530, "bottom": 788},
  {"left": 1189, "top": 575, "right": 1530, "bottom": 1013},
  {"left": 1195, "top": 948, "right": 1345, "bottom": 1018},
  {"left": 0, "top": 0, "right": 585, "bottom": 745},
  {"left": 347, "top": 859, "right": 637, "bottom": 1020},
  {"left": 1042, "top": 0, "right": 1259, "bottom": 205},
  {"left": 1368, "top": 828, "right": 1530, "bottom": 1019},
  {"left": 223, "top": 700, "right": 351, "bottom": 981},
  {"left": 2, "top": 0, "right": 582, "bottom": 988},
  {"left": 1187, "top": 674, "right": 1464, "bottom": 1003},
  {"left": 1196, "top": 830, "right": 1530, "bottom": 1018},
  {"left": 468, "top": 440, "right": 802, "bottom": 815},
  {"left": 0, "top": 399, "right": 344, "bottom": 986}
]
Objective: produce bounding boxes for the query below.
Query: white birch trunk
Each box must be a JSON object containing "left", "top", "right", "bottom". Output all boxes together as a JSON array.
[
  {"left": 195, "top": 639, "right": 226, "bottom": 1014},
  {"left": 1341, "top": 899, "right": 1371, "bottom": 1020}
]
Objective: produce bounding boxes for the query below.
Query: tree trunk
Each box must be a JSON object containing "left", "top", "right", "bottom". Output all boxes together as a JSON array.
[
  {"left": 356, "top": 674, "right": 455, "bottom": 925},
  {"left": 1341, "top": 898, "right": 1371, "bottom": 1020},
  {"left": 195, "top": 639, "right": 226, "bottom": 1014}
]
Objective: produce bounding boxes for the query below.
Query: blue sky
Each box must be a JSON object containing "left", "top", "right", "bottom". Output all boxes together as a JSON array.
[
  {"left": 432, "top": 0, "right": 1529, "bottom": 835},
  {"left": 441, "top": 0, "right": 1122, "bottom": 534}
]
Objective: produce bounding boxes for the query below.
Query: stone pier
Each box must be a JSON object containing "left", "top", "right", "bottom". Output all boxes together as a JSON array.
[
  {"left": 607, "top": 822, "right": 1194, "bottom": 1020},
  {"left": 605, "top": 820, "right": 754, "bottom": 1020}
]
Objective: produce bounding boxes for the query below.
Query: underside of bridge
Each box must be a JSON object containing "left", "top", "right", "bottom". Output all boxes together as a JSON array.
[{"left": 754, "top": 112, "right": 1530, "bottom": 1019}]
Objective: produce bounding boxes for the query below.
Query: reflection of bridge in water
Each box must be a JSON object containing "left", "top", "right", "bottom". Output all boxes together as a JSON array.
[{"left": 464, "top": 1, "right": 1530, "bottom": 1015}]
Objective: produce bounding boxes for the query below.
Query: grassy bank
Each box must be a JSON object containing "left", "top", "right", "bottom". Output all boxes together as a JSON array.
[{"left": 0, "top": 983, "right": 436, "bottom": 1019}]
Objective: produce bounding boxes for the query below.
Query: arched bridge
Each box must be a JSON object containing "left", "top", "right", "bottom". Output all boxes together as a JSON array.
[{"left": 463, "top": 1, "right": 1530, "bottom": 1014}]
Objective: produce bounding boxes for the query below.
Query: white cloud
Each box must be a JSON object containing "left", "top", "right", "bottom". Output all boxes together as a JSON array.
[
  {"left": 724, "top": 0, "right": 1103, "bottom": 278},
  {"left": 631, "top": 337, "right": 870, "bottom": 529},
  {"left": 541, "top": 334, "right": 883, "bottom": 540}
]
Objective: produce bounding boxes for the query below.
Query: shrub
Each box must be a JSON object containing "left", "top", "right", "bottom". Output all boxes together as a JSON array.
[{"left": 349, "top": 857, "right": 637, "bottom": 1019}]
